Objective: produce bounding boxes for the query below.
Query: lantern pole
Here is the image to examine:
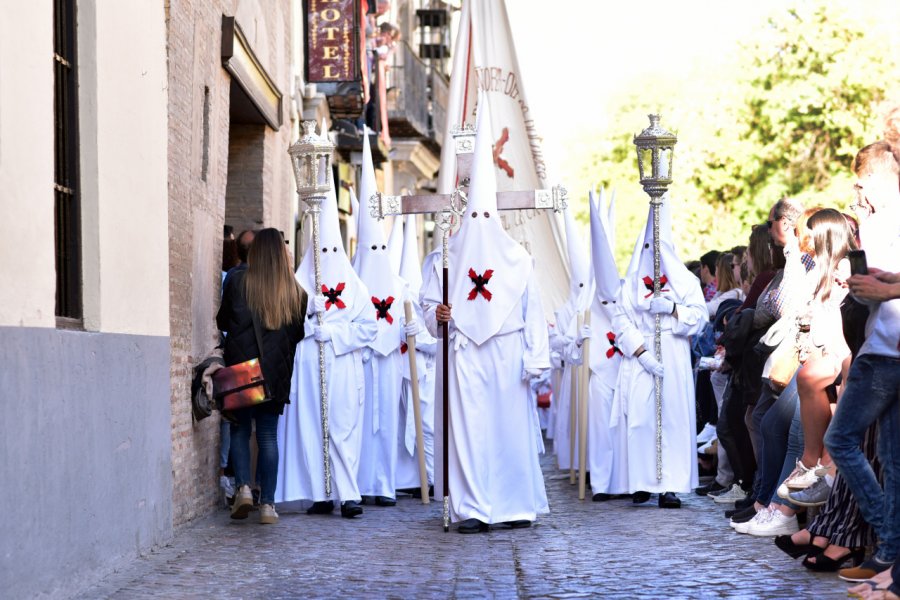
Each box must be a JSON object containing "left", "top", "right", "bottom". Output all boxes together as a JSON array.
[
  {"left": 633, "top": 114, "right": 677, "bottom": 484},
  {"left": 289, "top": 120, "right": 334, "bottom": 497}
]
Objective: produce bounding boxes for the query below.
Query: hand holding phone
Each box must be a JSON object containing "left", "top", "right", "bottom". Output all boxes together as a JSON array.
[{"left": 848, "top": 249, "right": 868, "bottom": 276}]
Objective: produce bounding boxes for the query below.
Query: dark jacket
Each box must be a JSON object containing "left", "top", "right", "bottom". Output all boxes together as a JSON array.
[
  {"left": 216, "top": 270, "right": 304, "bottom": 414},
  {"left": 720, "top": 308, "right": 770, "bottom": 406}
]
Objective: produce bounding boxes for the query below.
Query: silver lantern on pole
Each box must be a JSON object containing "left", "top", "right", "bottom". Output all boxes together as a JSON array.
[
  {"left": 288, "top": 120, "right": 334, "bottom": 496},
  {"left": 633, "top": 114, "right": 677, "bottom": 483}
]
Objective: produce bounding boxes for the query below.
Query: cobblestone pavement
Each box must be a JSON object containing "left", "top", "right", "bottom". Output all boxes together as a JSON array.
[{"left": 78, "top": 448, "right": 853, "bottom": 600}]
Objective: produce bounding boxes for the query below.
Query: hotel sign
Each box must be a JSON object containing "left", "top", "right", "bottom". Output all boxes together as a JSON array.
[{"left": 306, "top": 0, "right": 361, "bottom": 83}]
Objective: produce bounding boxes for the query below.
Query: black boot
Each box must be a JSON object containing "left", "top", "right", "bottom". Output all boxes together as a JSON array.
[
  {"left": 306, "top": 500, "right": 335, "bottom": 515},
  {"left": 658, "top": 492, "right": 681, "bottom": 509},
  {"left": 341, "top": 501, "right": 363, "bottom": 518}
]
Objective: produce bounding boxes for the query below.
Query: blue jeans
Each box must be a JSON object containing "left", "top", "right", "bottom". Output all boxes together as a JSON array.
[
  {"left": 219, "top": 419, "right": 231, "bottom": 469},
  {"left": 230, "top": 408, "right": 280, "bottom": 505},
  {"left": 824, "top": 354, "right": 900, "bottom": 563},
  {"left": 770, "top": 400, "right": 804, "bottom": 510},
  {"left": 749, "top": 383, "right": 779, "bottom": 499},
  {"left": 757, "top": 372, "right": 800, "bottom": 505}
]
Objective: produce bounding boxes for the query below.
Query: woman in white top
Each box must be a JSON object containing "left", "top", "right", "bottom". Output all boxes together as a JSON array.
[{"left": 706, "top": 252, "right": 745, "bottom": 319}]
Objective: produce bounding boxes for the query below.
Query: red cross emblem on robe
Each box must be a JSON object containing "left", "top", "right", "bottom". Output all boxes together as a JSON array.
[
  {"left": 321, "top": 283, "right": 346, "bottom": 310},
  {"left": 605, "top": 331, "right": 623, "bottom": 359},
  {"left": 400, "top": 342, "right": 408, "bottom": 354},
  {"left": 467, "top": 268, "right": 493, "bottom": 301},
  {"left": 372, "top": 296, "right": 395, "bottom": 324},
  {"left": 641, "top": 274, "right": 670, "bottom": 299}
]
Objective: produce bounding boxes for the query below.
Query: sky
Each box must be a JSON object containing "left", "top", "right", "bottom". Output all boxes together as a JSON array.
[{"left": 505, "top": 0, "right": 786, "bottom": 175}]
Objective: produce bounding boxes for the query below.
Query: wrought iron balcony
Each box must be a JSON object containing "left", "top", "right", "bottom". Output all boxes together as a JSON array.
[{"left": 385, "top": 42, "right": 447, "bottom": 153}]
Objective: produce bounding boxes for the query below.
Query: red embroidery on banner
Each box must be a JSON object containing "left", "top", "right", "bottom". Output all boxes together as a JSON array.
[
  {"left": 467, "top": 268, "right": 494, "bottom": 301},
  {"left": 372, "top": 296, "right": 395, "bottom": 324},
  {"left": 606, "top": 331, "right": 623, "bottom": 359},
  {"left": 322, "top": 282, "right": 346, "bottom": 309},
  {"left": 641, "top": 274, "right": 670, "bottom": 299},
  {"left": 493, "top": 128, "right": 514, "bottom": 179}
]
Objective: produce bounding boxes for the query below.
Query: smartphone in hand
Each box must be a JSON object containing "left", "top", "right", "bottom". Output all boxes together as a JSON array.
[{"left": 848, "top": 249, "right": 868, "bottom": 276}]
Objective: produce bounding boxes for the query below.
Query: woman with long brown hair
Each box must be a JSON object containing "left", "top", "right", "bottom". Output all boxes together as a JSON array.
[{"left": 217, "top": 228, "right": 304, "bottom": 524}]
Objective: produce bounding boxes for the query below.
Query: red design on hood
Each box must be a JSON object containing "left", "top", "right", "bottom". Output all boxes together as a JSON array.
[
  {"left": 606, "top": 331, "right": 623, "bottom": 359},
  {"left": 641, "top": 274, "right": 670, "bottom": 299},
  {"left": 467, "top": 268, "right": 494, "bottom": 301},
  {"left": 322, "top": 282, "right": 347, "bottom": 310},
  {"left": 372, "top": 296, "right": 395, "bottom": 324}
]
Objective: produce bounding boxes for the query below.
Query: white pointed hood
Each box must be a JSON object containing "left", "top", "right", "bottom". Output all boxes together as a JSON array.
[
  {"left": 589, "top": 189, "right": 623, "bottom": 375},
  {"left": 554, "top": 192, "right": 594, "bottom": 334},
  {"left": 447, "top": 102, "right": 532, "bottom": 346},
  {"left": 355, "top": 129, "right": 406, "bottom": 355},
  {"left": 387, "top": 216, "right": 403, "bottom": 275},
  {"left": 607, "top": 188, "right": 616, "bottom": 252},
  {"left": 349, "top": 186, "right": 361, "bottom": 270},
  {"left": 296, "top": 181, "right": 367, "bottom": 327},
  {"left": 625, "top": 194, "right": 696, "bottom": 309},
  {"left": 399, "top": 215, "right": 423, "bottom": 296}
]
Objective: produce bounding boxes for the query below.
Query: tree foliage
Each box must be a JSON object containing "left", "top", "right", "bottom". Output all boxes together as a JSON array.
[{"left": 568, "top": 1, "right": 900, "bottom": 269}]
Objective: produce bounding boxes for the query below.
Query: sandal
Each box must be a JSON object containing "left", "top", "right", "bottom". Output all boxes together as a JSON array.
[
  {"left": 802, "top": 547, "right": 864, "bottom": 572},
  {"left": 774, "top": 534, "right": 826, "bottom": 559}
]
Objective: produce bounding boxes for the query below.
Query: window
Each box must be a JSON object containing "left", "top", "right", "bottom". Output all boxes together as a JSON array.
[{"left": 54, "top": 0, "right": 81, "bottom": 322}]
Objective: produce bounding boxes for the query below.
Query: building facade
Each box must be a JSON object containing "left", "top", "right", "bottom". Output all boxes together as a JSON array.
[{"left": 0, "top": 1, "right": 451, "bottom": 596}]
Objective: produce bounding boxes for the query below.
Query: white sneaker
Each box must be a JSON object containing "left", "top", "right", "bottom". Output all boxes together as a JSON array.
[
  {"left": 697, "top": 438, "right": 718, "bottom": 455},
  {"left": 230, "top": 484, "right": 253, "bottom": 520},
  {"left": 696, "top": 423, "right": 717, "bottom": 445},
  {"left": 747, "top": 509, "right": 799, "bottom": 537},
  {"left": 712, "top": 484, "right": 749, "bottom": 504},
  {"left": 776, "top": 481, "right": 791, "bottom": 500},
  {"left": 259, "top": 503, "right": 278, "bottom": 525},
  {"left": 732, "top": 507, "right": 770, "bottom": 534},
  {"left": 782, "top": 459, "right": 819, "bottom": 491}
]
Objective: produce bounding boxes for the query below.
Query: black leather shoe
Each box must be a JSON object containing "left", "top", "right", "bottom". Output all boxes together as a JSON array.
[
  {"left": 359, "top": 495, "right": 374, "bottom": 505},
  {"left": 341, "top": 501, "right": 363, "bottom": 518},
  {"left": 658, "top": 492, "right": 681, "bottom": 508},
  {"left": 306, "top": 500, "right": 334, "bottom": 515},
  {"left": 632, "top": 491, "right": 651, "bottom": 504},
  {"left": 695, "top": 481, "right": 726, "bottom": 496},
  {"left": 375, "top": 496, "right": 396, "bottom": 507},
  {"left": 503, "top": 520, "right": 532, "bottom": 529},
  {"left": 592, "top": 493, "right": 611, "bottom": 502},
  {"left": 457, "top": 518, "right": 490, "bottom": 534}
]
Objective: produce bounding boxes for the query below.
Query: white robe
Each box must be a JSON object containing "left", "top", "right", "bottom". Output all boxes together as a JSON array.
[
  {"left": 395, "top": 329, "right": 437, "bottom": 490},
  {"left": 423, "top": 273, "right": 550, "bottom": 524},
  {"left": 611, "top": 282, "right": 707, "bottom": 494},
  {"left": 275, "top": 291, "right": 378, "bottom": 504},
  {"left": 576, "top": 302, "right": 629, "bottom": 496},
  {"left": 552, "top": 310, "right": 584, "bottom": 470}
]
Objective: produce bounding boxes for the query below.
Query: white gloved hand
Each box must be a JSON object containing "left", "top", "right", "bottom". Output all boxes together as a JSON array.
[
  {"left": 529, "top": 369, "right": 551, "bottom": 389},
  {"left": 312, "top": 322, "right": 332, "bottom": 342},
  {"left": 550, "top": 350, "right": 563, "bottom": 368},
  {"left": 313, "top": 294, "right": 328, "bottom": 313},
  {"left": 637, "top": 351, "right": 665, "bottom": 378},
  {"left": 522, "top": 367, "right": 544, "bottom": 381},
  {"left": 404, "top": 319, "right": 423, "bottom": 338},
  {"left": 576, "top": 324, "right": 592, "bottom": 346},
  {"left": 649, "top": 297, "right": 676, "bottom": 315}
]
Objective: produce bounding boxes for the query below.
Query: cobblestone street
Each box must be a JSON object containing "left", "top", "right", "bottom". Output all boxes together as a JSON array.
[{"left": 78, "top": 448, "right": 851, "bottom": 600}]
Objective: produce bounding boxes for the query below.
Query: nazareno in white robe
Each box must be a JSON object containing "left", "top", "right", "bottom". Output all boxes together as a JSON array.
[
  {"left": 275, "top": 279, "right": 377, "bottom": 504},
  {"left": 423, "top": 272, "right": 550, "bottom": 524},
  {"left": 611, "top": 280, "right": 706, "bottom": 494},
  {"left": 357, "top": 285, "right": 417, "bottom": 499}
]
